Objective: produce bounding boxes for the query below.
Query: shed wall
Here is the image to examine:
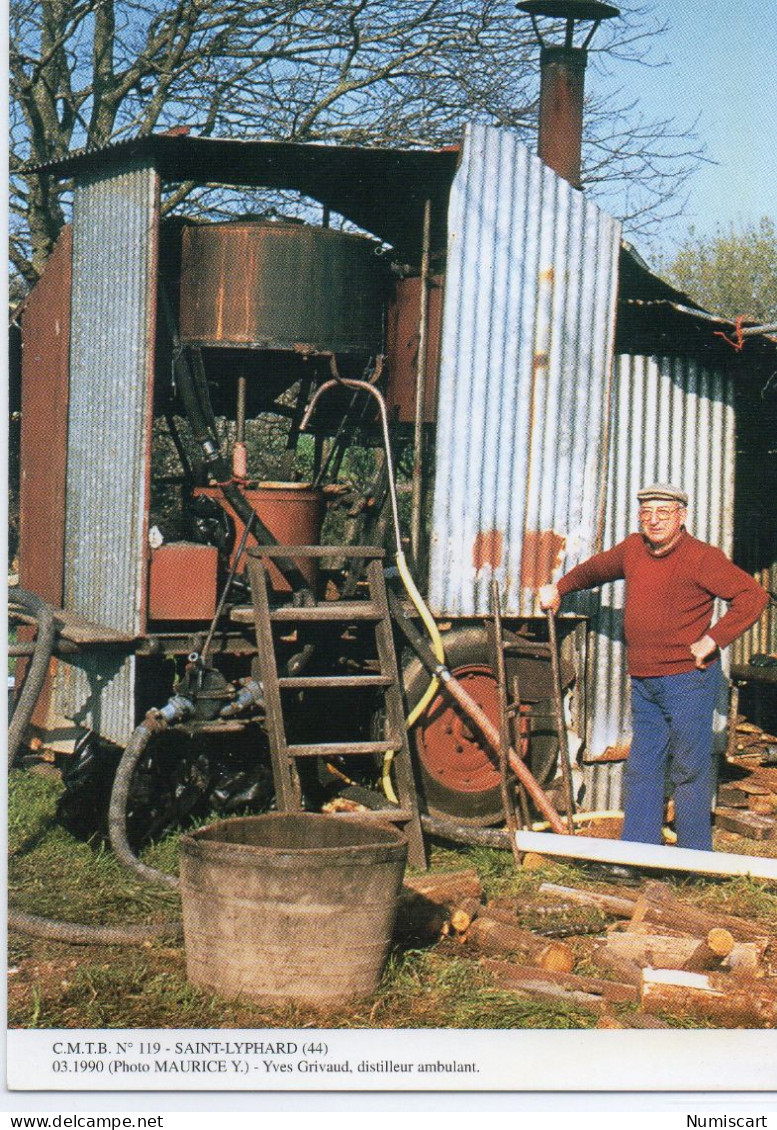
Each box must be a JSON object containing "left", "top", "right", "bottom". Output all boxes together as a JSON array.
[
  {"left": 428, "top": 124, "right": 621, "bottom": 617},
  {"left": 55, "top": 160, "right": 159, "bottom": 745}
]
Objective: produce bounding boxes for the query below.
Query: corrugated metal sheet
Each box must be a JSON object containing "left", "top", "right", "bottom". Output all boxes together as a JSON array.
[
  {"left": 428, "top": 124, "right": 621, "bottom": 616},
  {"left": 57, "top": 160, "right": 159, "bottom": 744},
  {"left": 732, "top": 561, "right": 777, "bottom": 663},
  {"left": 582, "top": 353, "right": 736, "bottom": 808}
]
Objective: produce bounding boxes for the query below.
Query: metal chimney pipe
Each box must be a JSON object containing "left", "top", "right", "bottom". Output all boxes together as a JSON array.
[
  {"left": 518, "top": 0, "right": 620, "bottom": 189},
  {"left": 537, "top": 45, "right": 587, "bottom": 188}
]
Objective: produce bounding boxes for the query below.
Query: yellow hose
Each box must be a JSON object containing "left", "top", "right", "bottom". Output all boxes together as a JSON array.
[
  {"left": 397, "top": 551, "right": 446, "bottom": 727},
  {"left": 380, "top": 551, "right": 446, "bottom": 805},
  {"left": 528, "top": 809, "right": 677, "bottom": 844}
]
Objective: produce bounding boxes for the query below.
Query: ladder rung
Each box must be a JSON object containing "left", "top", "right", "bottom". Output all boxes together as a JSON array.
[
  {"left": 278, "top": 675, "right": 393, "bottom": 689},
  {"left": 230, "top": 602, "right": 382, "bottom": 624},
  {"left": 270, "top": 602, "right": 382, "bottom": 622},
  {"left": 287, "top": 741, "right": 403, "bottom": 758}
]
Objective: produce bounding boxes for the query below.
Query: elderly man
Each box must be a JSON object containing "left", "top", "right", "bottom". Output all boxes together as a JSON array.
[{"left": 539, "top": 484, "right": 769, "bottom": 854}]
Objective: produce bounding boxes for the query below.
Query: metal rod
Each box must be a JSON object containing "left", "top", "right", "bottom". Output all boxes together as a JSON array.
[
  {"left": 511, "top": 676, "right": 533, "bottom": 830},
  {"left": 490, "top": 578, "right": 524, "bottom": 858},
  {"left": 546, "top": 609, "right": 576, "bottom": 832},
  {"left": 410, "top": 198, "right": 432, "bottom": 568},
  {"left": 201, "top": 510, "right": 257, "bottom": 664}
]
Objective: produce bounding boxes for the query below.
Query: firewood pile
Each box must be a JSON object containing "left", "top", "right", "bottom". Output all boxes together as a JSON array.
[
  {"left": 395, "top": 868, "right": 777, "bottom": 1027},
  {"left": 716, "top": 717, "right": 777, "bottom": 840}
]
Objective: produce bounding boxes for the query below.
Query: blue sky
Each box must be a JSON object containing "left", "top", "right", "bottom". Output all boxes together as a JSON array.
[{"left": 595, "top": 0, "right": 776, "bottom": 261}]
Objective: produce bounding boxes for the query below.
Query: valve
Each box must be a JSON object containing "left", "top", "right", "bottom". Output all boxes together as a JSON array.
[{"left": 220, "top": 678, "right": 266, "bottom": 718}]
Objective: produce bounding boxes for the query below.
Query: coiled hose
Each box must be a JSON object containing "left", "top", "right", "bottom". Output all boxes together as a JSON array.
[
  {"left": 8, "top": 588, "right": 56, "bottom": 767},
  {"left": 8, "top": 589, "right": 181, "bottom": 944},
  {"left": 107, "top": 718, "right": 180, "bottom": 890}
]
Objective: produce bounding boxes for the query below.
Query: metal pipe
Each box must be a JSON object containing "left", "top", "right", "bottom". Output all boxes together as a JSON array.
[
  {"left": 387, "top": 587, "right": 569, "bottom": 834},
  {"left": 514, "top": 830, "right": 777, "bottom": 881},
  {"left": 233, "top": 366, "right": 247, "bottom": 479},
  {"left": 200, "top": 510, "right": 256, "bottom": 665},
  {"left": 537, "top": 45, "right": 587, "bottom": 188},
  {"left": 410, "top": 199, "right": 432, "bottom": 567},
  {"left": 546, "top": 609, "right": 576, "bottom": 830}
]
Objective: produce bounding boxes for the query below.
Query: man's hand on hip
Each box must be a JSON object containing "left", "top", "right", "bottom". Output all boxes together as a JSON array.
[
  {"left": 538, "top": 583, "right": 561, "bottom": 614},
  {"left": 690, "top": 634, "right": 717, "bottom": 668}
]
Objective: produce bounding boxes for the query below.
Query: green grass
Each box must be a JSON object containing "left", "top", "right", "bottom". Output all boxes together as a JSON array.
[{"left": 8, "top": 769, "right": 777, "bottom": 1031}]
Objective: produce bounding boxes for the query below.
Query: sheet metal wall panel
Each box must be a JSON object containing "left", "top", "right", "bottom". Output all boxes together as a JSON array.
[
  {"left": 428, "top": 124, "right": 621, "bottom": 616},
  {"left": 58, "top": 161, "right": 159, "bottom": 744},
  {"left": 583, "top": 353, "right": 736, "bottom": 778},
  {"left": 18, "top": 227, "right": 72, "bottom": 607},
  {"left": 732, "top": 562, "right": 777, "bottom": 663}
]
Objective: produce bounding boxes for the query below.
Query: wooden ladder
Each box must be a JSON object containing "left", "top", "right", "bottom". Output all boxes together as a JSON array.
[{"left": 245, "top": 544, "right": 426, "bottom": 867}]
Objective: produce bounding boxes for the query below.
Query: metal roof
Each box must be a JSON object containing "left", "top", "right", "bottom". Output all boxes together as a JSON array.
[{"left": 27, "top": 133, "right": 460, "bottom": 260}]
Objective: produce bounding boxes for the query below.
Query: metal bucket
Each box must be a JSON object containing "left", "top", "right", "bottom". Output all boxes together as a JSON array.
[{"left": 179, "top": 813, "right": 408, "bottom": 1008}]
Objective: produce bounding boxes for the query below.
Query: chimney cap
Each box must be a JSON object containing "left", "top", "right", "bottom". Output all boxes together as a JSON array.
[{"left": 517, "top": 0, "right": 620, "bottom": 21}]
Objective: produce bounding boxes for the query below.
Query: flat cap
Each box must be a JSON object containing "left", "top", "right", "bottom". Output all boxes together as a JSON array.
[{"left": 637, "top": 483, "right": 688, "bottom": 506}]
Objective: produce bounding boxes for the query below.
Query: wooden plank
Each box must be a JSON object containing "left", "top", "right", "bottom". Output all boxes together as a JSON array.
[
  {"left": 714, "top": 807, "right": 776, "bottom": 840},
  {"left": 246, "top": 544, "right": 385, "bottom": 559},
  {"left": 367, "top": 558, "right": 426, "bottom": 868},
  {"left": 286, "top": 741, "right": 402, "bottom": 757},
  {"left": 270, "top": 603, "right": 382, "bottom": 622},
  {"left": 484, "top": 960, "right": 638, "bottom": 1008},
  {"left": 247, "top": 556, "right": 299, "bottom": 810},
  {"left": 277, "top": 675, "right": 392, "bottom": 689}
]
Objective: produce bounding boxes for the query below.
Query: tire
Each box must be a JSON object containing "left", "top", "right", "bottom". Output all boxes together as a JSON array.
[{"left": 402, "top": 626, "right": 559, "bottom": 826}]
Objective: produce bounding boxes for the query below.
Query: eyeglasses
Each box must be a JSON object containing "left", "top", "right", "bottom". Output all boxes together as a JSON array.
[{"left": 638, "top": 506, "right": 681, "bottom": 521}]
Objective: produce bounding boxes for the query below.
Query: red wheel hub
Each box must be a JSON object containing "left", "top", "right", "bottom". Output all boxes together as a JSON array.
[{"left": 415, "top": 665, "right": 533, "bottom": 794}]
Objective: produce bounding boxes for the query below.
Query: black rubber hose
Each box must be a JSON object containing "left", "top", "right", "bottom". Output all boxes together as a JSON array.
[
  {"left": 108, "top": 720, "right": 180, "bottom": 889},
  {"left": 8, "top": 909, "right": 181, "bottom": 946},
  {"left": 10, "top": 716, "right": 181, "bottom": 944},
  {"left": 8, "top": 588, "right": 57, "bottom": 767}
]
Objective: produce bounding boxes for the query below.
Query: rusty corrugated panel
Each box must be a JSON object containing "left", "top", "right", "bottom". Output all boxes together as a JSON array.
[
  {"left": 581, "top": 353, "right": 736, "bottom": 780},
  {"left": 427, "top": 123, "right": 621, "bottom": 616},
  {"left": 385, "top": 274, "right": 444, "bottom": 424},
  {"left": 19, "top": 227, "right": 72, "bottom": 606},
  {"left": 56, "top": 160, "right": 159, "bottom": 745}
]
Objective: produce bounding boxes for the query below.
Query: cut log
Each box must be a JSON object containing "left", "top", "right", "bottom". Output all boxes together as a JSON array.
[
  {"left": 591, "top": 948, "right": 643, "bottom": 988},
  {"left": 466, "top": 916, "right": 575, "bottom": 972},
  {"left": 716, "top": 784, "right": 749, "bottom": 808},
  {"left": 735, "top": 779, "right": 771, "bottom": 796},
  {"left": 723, "top": 943, "right": 764, "bottom": 977},
  {"left": 539, "top": 883, "right": 638, "bottom": 918},
  {"left": 395, "top": 869, "right": 484, "bottom": 943},
  {"left": 449, "top": 897, "right": 482, "bottom": 935},
  {"left": 485, "top": 960, "right": 637, "bottom": 1011},
  {"left": 747, "top": 794, "right": 777, "bottom": 815},
  {"left": 640, "top": 968, "right": 777, "bottom": 1027},
  {"left": 402, "top": 869, "right": 484, "bottom": 906},
  {"left": 595, "top": 930, "right": 733, "bottom": 974},
  {"left": 640, "top": 881, "right": 770, "bottom": 943},
  {"left": 521, "top": 852, "right": 549, "bottom": 871},
  {"left": 714, "top": 807, "right": 777, "bottom": 840}
]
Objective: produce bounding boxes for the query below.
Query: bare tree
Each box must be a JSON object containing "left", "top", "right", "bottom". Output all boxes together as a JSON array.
[{"left": 11, "top": 0, "right": 705, "bottom": 286}]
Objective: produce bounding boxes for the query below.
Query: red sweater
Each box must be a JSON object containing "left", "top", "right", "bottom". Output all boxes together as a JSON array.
[{"left": 557, "top": 530, "right": 769, "bottom": 677}]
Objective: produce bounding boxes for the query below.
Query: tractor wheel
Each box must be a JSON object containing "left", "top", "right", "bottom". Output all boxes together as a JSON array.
[{"left": 402, "top": 626, "right": 559, "bottom": 826}]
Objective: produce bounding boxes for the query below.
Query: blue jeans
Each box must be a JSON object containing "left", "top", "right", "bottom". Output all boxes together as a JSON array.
[{"left": 623, "top": 664, "right": 723, "bottom": 851}]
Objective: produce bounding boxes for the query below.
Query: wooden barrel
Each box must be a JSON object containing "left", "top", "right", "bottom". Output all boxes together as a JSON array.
[{"left": 180, "top": 813, "right": 408, "bottom": 1008}]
